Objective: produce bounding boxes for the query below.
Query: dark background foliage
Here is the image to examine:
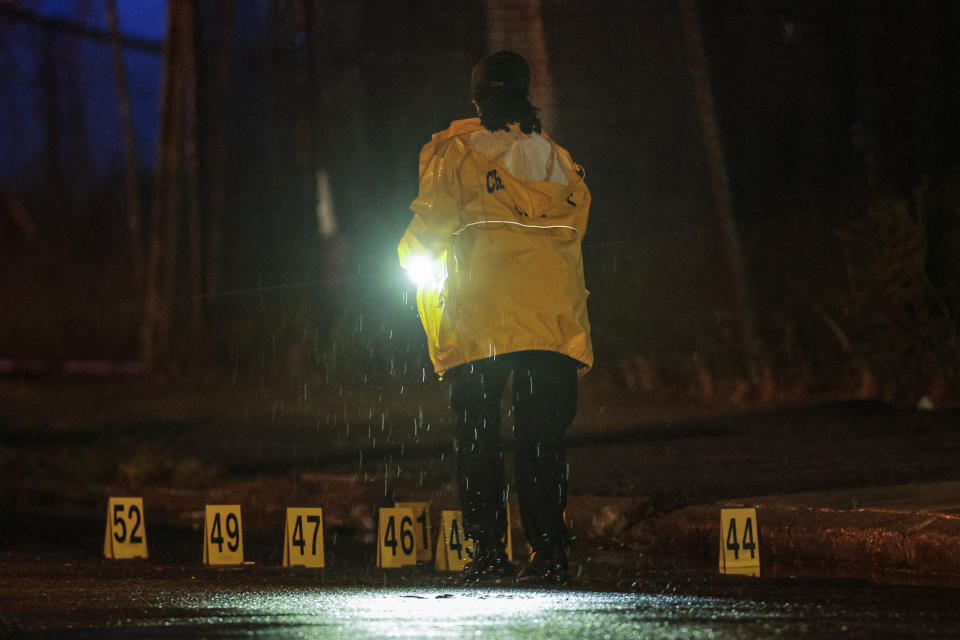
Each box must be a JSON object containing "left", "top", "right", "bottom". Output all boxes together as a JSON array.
[{"left": 1, "top": 0, "right": 958, "bottom": 410}]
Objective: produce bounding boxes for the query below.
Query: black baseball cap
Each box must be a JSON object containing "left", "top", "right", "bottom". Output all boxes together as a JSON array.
[{"left": 471, "top": 51, "right": 531, "bottom": 99}]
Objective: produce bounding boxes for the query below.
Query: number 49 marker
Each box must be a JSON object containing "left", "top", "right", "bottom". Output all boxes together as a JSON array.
[{"left": 204, "top": 505, "right": 244, "bottom": 565}]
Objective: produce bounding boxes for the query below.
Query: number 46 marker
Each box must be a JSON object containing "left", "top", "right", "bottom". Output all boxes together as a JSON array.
[
  {"left": 395, "top": 502, "right": 432, "bottom": 563},
  {"left": 377, "top": 507, "right": 417, "bottom": 568}
]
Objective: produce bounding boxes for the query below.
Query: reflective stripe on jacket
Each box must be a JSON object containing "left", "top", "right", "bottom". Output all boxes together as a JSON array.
[{"left": 398, "top": 118, "right": 593, "bottom": 379}]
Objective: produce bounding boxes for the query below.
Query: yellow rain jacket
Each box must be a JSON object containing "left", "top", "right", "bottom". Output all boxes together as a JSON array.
[{"left": 398, "top": 118, "right": 593, "bottom": 379}]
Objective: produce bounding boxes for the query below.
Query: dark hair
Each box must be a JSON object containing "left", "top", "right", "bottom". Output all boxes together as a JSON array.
[
  {"left": 474, "top": 90, "right": 542, "bottom": 134},
  {"left": 471, "top": 51, "right": 542, "bottom": 134}
]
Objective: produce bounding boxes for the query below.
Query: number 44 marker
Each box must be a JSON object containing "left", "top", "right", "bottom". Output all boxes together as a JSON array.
[{"left": 719, "top": 507, "right": 760, "bottom": 576}]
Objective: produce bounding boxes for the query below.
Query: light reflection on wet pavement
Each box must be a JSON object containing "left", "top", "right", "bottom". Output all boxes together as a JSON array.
[
  {"left": 100, "top": 587, "right": 787, "bottom": 639},
  {"left": 4, "top": 552, "right": 960, "bottom": 638},
  {"left": 35, "top": 584, "right": 951, "bottom": 639}
]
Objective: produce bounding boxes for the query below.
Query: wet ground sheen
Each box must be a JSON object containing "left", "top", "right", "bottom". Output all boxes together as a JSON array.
[{"left": 3, "top": 552, "right": 960, "bottom": 638}]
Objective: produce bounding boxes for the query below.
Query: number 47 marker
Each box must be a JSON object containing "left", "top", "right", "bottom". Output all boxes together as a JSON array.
[{"left": 283, "top": 507, "right": 325, "bottom": 568}]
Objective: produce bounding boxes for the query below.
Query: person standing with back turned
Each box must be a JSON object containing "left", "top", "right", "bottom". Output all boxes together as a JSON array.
[{"left": 398, "top": 51, "right": 592, "bottom": 585}]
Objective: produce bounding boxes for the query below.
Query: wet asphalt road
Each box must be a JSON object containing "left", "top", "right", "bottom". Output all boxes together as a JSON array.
[
  {"left": 4, "top": 551, "right": 960, "bottom": 639},
  {"left": 5, "top": 402, "right": 960, "bottom": 636}
]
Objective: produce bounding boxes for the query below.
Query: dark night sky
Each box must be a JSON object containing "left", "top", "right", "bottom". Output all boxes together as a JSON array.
[{"left": 1, "top": 0, "right": 168, "bottom": 177}]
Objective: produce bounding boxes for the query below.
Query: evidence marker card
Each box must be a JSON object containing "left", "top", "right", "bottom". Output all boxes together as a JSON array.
[
  {"left": 438, "top": 510, "right": 475, "bottom": 572},
  {"left": 395, "top": 501, "right": 432, "bottom": 563},
  {"left": 719, "top": 507, "right": 760, "bottom": 576},
  {"left": 376, "top": 507, "right": 417, "bottom": 568},
  {"left": 283, "top": 507, "right": 325, "bottom": 568},
  {"left": 434, "top": 524, "right": 449, "bottom": 570},
  {"left": 103, "top": 497, "right": 148, "bottom": 559},
  {"left": 203, "top": 505, "right": 244, "bottom": 565}
]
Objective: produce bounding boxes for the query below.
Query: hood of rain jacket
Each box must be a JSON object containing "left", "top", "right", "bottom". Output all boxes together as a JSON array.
[{"left": 398, "top": 118, "right": 593, "bottom": 379}]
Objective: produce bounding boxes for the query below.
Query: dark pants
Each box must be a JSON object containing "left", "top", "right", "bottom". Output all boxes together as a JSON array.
[{"left": 448, "top": 350, "right": 579, "bottom": 556}]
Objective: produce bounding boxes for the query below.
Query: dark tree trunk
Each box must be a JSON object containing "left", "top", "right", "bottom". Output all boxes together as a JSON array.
[
  {"left": 182, "top": 0, "right": 203, "bottom": 366},
  {"left": 142, "top": 0, "right": 186, "bottom": 372},
  {"left": 203, "top": 0, "right": 235, "bottom": 298},
  {"left": 106, "top": 0, "right": 144, "bottom": 284},
  {"left": 678, "top": 0, "right": 761, "bottom": 372}
]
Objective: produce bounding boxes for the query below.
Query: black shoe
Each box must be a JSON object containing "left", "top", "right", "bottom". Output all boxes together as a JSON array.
[
  {"left": 460, "top": 546, "right": 516, "bottom": 582},
  {"left": 516, "top": 550, "right": 569, "bottom": 586}
]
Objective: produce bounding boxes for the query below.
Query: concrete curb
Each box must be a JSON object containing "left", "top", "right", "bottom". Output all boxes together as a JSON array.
[{"left": 614, "top": 501, "right": 960, "bottom": 579}]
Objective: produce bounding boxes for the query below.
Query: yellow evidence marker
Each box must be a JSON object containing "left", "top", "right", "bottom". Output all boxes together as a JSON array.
[
  {"left": 103, "top": 497, "right": 148, "bottom": 559},
  {"left": 434, "top": 524, "right": 448, "bottom": 571},
  {"left": 719, "top": 507, "right": 760, "bottom": 576},
  {"left": 437, "top": 510, "right": 476, "bottom": 572},
  {"left": 282, "top": 507, "right": 325, "bottom": 568},
  {"left": 395, "top": 502, "right": 432, "bottom": 563},
  {"left": 376, "top": 507, "right": 417, "bottom": 568},
  {"left": 203, "top": 505, "right": 244, "bottom": 565}
]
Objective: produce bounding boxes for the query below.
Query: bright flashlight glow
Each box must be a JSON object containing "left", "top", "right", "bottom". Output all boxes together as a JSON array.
[{"left": 405, "top": 254, "right": 441, "bottom": 287}]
